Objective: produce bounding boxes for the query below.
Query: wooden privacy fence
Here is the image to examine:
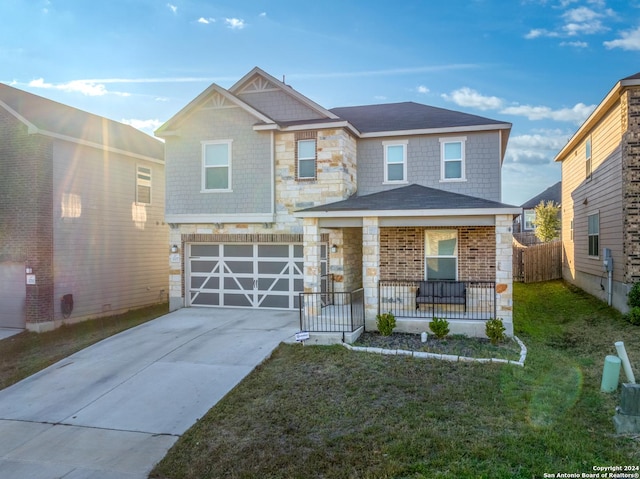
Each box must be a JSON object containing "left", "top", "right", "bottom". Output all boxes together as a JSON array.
[{"left": 513, "top": 239, "right": 562, "bottom": 283}]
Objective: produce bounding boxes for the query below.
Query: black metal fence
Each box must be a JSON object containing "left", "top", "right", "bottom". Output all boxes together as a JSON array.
[
  {"left": 378, "top": 280, "right": 496, "bottom": 320},
  {"left": 299, "top": 288, "right": 365, "bottom": 332}
]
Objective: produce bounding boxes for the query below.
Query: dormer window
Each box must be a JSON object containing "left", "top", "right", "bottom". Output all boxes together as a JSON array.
[{"left": 383, "top": 140, "right": 408, "bottom": 184}]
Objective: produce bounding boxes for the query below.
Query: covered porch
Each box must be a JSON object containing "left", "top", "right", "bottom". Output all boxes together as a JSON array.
[{"left": 295, "top": 185, "right": 520, "bottom": 342}]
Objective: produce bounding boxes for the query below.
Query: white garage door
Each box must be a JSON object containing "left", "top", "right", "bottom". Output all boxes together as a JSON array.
[
  {"left": 0, "top": 262, "right": 26, "bottom": 329},
  {"left": 188, "top": 243, "right": 306, "bottom": 310}
]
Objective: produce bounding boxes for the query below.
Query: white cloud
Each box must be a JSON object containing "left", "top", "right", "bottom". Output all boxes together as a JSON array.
[
  {"left": 604, "top": 26, "right": 640, "bottom": 50},
  {"left": 417, "top": 85, "right": 429, "bottom": 94},
  {"left": 505, "top": 130, "right": 571, "bottom": 165},
  {"left": 197, "top": 17, "right": 215, "bottom": 24},
  {"left": 563, "top": 6, "right": 599, "bottom": 22},
  {"left": 28, "top": 78, "right": 130, "bottom": 97},
  {"left": 259, "top": 12, "right": 267, "bottom": 17},
  {"left": 121, "top": 118, "right": 163, "bottom": 133},
  {"left": 374, "top": 95, "right": 387, "bottom": 101},
  {"left": 167, "top": 3, "right": 177, "bottom": 14},
  {"left": 560, "top": 40, "right": 588, "bottom": 47},
  {"left": 225, "top": 18, "right": 245, "bottom": 29},
  {"left": 500, "top": 102, "right": 595, "bottom": 123},
  {"left": 441, "top": 87, "right": 504, "bottom": 110}
]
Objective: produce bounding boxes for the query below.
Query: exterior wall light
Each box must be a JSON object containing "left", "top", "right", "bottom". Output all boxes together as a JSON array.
[
  {"left": 331, "top": 244, "right": 338, "bottom": 253},
  {"left": 171, "top": 245, "right": 178, "bottom": 253}
]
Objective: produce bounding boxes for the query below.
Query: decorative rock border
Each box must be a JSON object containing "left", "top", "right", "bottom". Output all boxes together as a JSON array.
[{"left": 342, "top": 335, "right": 528, "bottom": 367}]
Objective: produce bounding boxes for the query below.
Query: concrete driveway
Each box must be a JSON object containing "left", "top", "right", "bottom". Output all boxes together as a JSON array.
[{"left": 0, "top": 307, "right": 299, "bottom": 478}]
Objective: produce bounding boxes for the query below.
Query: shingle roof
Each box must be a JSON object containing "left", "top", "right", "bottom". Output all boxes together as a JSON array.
[
  {"left": 329, "top": 102, "right": 509, "bottom": 134},
  {"left": 623, "top": 72, "right": 640, "bottom": 81},
  {"left": 0, "top": 83, "right": 164, "bottom": 160},
  {"left": 298, "top": 184, "right": 518, "bottom": 213},
  {"left": 520, "top": 181, "right": 561, "bottom": 209}
]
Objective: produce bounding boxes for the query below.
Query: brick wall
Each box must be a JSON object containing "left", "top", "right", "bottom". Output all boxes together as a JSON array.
[
  {"left": 622, "top": 87, "right": 640, "bottom": 283},
  {"left": 379, "top": 226, "right": 496, "bottom": 281},
  {"left": 0, "top": 110, "right": 54, "bottom": 324}
]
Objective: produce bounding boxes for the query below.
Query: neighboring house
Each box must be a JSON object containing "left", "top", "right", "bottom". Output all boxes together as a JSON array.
[
  {"left": 513, "top": 181, "right": 561, "bottom": 243},
  {"left": 555, "top": 72, "right": 640, "bottom": 313},
  {"left": 156, "top": 67, "right": 519, "bottom": 339},
  {"left": 0, "top": 83, "right": 168, "bottom": 331}
]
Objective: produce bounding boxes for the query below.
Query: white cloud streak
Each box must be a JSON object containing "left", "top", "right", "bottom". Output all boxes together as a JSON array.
[
  {"left": 121, "top": 118, "right": 163, "bottom": 133},
  {"left": 441, "top": 87, "right": 504, "bottom": 110},
  {"left": 500, "top": 102, "right": 595, "bottom": 123},
  {"left": 604, "top": 26, "right": 640, "bottom": 50},
  {"left": 167, "top": 3, "right": 177, "bottom": 14},
  {"left": 505, "top": 130, "right": 572, "bottom": 165},
  {"left": 417, "top": 85, "right": 429, "bottom": 94},
  {"left": 197, "top": 17, "right": 215, "bottom": 24},
  {"left": 225, "top": 18, "right": 246, "bottom": 29},
  {"left": 28, "top": 78, "right": 130, "bottom": 97}
]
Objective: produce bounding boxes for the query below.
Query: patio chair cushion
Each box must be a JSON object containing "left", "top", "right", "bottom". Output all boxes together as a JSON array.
[{"left": 416, "top": 281, "right": 466, "bottom": 306}]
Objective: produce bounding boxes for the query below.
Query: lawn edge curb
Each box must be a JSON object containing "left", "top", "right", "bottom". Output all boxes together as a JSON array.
[{"left": 342, "top": 335, "right": 527, "bottom": 367}]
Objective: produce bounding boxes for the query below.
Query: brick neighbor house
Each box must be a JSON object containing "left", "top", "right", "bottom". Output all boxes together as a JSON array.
[
  {"left": 556, "top": 72, "right": 640, "bottom": 313},
  {"left": 156, "top": 67, "right": 519, "bottom": 341},
  {"left": 0, "top": 83, "right": 168, "bottom": 331}
]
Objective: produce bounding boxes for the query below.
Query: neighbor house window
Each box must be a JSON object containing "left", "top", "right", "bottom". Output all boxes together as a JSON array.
[
  {"left": 524, "top": 210, "right": 535, "bottom": 231},
  {"left": 297, "top": 139, "right": 317, "bottom": 180},
  {"left": 586, "top": 137, "right": 592, "bottom": 180},
  {"left": 383, "top": 140, "right": 408, "bottom": 183},
  {"left": 425, "top": 230, "right": 458, "bottom": 280},
  {"left": 588, "top": 212, "right": 599, "bottom": 257},
  {"left": 440, "top": 137, "right": 466, "bottom": 181},
  {"left": 136, "top": 165, "right": 152, "bottom": 204},
  {"left": 202, "top": 140, "right": 232, "bottom": 191},
  {"left": 570, "top": 219, "right": 574, "bottom": 241}
]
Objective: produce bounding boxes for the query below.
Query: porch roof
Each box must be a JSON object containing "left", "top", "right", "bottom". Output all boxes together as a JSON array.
[{"left": 294, "top": 184, "right": 521, "bottom": 220}]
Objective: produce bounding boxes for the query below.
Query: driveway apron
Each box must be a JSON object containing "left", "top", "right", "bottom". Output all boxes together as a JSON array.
[{"left": 0, "top": 308, "right": 299, "bottom": 478}]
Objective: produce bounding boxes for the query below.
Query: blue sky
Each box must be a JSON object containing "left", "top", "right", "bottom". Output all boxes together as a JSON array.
[{"left": 1, "top": 0, "right": 639, "bottom": 205}]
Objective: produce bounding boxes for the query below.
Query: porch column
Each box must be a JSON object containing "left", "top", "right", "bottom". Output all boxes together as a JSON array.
[
  {"left": 362, "top": 216, "right": 380, "bottom": 325},
  {"left": 303, "top": 218, "right": 322, "bottom": 316},
  {"left": 495, "top": 214, "right": 514, "bottom": 336}
]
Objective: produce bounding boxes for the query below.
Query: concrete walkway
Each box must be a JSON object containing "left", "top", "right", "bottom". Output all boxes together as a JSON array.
[{"left": 0, "top": 308, "right": 299, "bottom": 478}]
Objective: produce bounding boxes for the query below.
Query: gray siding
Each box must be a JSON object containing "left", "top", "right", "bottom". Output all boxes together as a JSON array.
[
  {"left": 238, "top": 90, "right": 325, "bottom": 122},
  {"left": 52, "top": 141, "right": 168, "bottom": 322},
  {"left": 355, "top": 132, "right": 502, "bottom": 201},
  {"left": 165, "top": 106, "right": 272, "bottom": 215}
]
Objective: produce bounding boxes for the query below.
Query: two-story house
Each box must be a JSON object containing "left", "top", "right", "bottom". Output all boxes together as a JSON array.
[
  {"left": 156, "top": 67, "right": 519, "bottom": 340},
  {"left": 555, "top": 72, "right": 640, "bottom": 312},
  {"left": 0, "top": 83, "right": 167, "bottom": 331}
]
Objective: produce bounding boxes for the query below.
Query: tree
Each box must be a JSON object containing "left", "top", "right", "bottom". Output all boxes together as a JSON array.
[{"left": 532, "top": 200, "right": 561, "bottom": 242}]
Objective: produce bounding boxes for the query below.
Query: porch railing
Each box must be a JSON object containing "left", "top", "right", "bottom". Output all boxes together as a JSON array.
[
  {"left": 378, "top": 280, "right": 496, "bottom": 320},
  {"left": 299, "top": 288, "right": 365, "bottom": 333}
]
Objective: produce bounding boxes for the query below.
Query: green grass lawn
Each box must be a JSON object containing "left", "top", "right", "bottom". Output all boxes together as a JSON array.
[
  {"left": 0, "top": 303, "right": 168, "bottom": 390},
  {"left": 151, "top": 281, "right": 640, "bottom": 479}
]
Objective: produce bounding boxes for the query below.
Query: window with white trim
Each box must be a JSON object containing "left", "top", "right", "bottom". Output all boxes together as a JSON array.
[
  {"left": 440, "top": 137, "right": 466, "bottom": 181},
  {"left": 297, "top": 139, "right": 316, "bottom": 180},
  {"left": 524, "top": 210, "right": 535, "bottom": 231},
  {"left": 136, "top": 165, "right": 151, "bottom": 204},
  {"left": 425, "top": 230, "right": 458, "bottom": 280},
  {"left": 570, "top": 219, "right": 574, "bottom": 241},
  {"left": 588, "top": 212, "right": 599, "bottom": 257},
  {"left": 383, "top": 140, "right": 407, "bottom": 183},
  {"left": 586, "top": 137, "right": 592, "bottom": 180},
  {"left": 202, "top": 140, "right": 232, "bottom": 191}
]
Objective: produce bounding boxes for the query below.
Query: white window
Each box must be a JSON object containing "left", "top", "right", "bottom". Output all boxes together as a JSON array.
[
  {"left": 586, "top": 137, "right": 592, "bottom": 180},
  {"left": 202, "top": 140, "right": 232, "bottom": 191},
  {"left": 588, "top": 212, "right": 599, "bottom": 257},
  {"left": 297, "top": 139, "right": 316, "bottom": 180},
  {"left": 136, "top": 165, "right": 152, "bottom": 204},
  {"left": 383, "top": 140, "right": 407, "bottom": 183},
  {"left": 524, "top": 210, "right": 535, "bottom": 231},
  {"left": 425, "top": 230, "right": 458, "bottom": 280},
  {"left": 440, "top": 137, "right": 466, "bottom": 181}
]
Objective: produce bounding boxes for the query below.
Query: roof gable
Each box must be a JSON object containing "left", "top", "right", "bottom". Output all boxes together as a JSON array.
[
  {"left": 0, "top": 83, "right": 163, "bottom": 160},
  {"left": 155, "top": 82, "right": 275, "bottom": 137}
]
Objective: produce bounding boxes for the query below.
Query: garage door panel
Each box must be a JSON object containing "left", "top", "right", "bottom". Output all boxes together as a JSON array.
[{"left": 188, "top": 243, "right": 316, "bottom": 310}]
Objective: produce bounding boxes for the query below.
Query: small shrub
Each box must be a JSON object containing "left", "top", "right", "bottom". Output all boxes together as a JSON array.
[
  {"left": 429, "top": 317, "right": 450, "bottom": 339},
  {"left": 485, "top": 318, "right": 506, "bottom": 345},
  {"left": 624, "top": 306, "right": 640, "bottom": 326},
  {"left": 376, "top": 312, "right": 396, "bottom": 336},
  {"left": 628, "top": 283, "right": 640, "bottom": 308}
]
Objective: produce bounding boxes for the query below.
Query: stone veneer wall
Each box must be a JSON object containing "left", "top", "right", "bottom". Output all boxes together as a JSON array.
[
  {"left": 274, "top": 128, "right": 357, "bottom": 226},
  {"left": 379, "top": 226, "right": 496, "bottom": 281},
  {"left": 327, "top": 227, "right": 363, "bottom": 293},
  {"left": 622, "top": 86, "right": 640, "bottom": 284}
]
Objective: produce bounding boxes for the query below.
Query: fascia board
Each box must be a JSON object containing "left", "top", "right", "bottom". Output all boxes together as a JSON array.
[
  {"left": 555, "top": 81, "right": 626, "bottom": 162},
  {"left": 294, "top": 207, "right": 522, "bottom": 218},
  {"left": 358, "top": 123, "right": 512, "bottom": 138},
  {"left": 253, "top": 120, "right": 361, "bottom": 137},
  {"left": 0, "top": 99, "right": 38, "bottom": 131},
  {"left": 230, "top": 67, "right": 340, "bottom": 120}
]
